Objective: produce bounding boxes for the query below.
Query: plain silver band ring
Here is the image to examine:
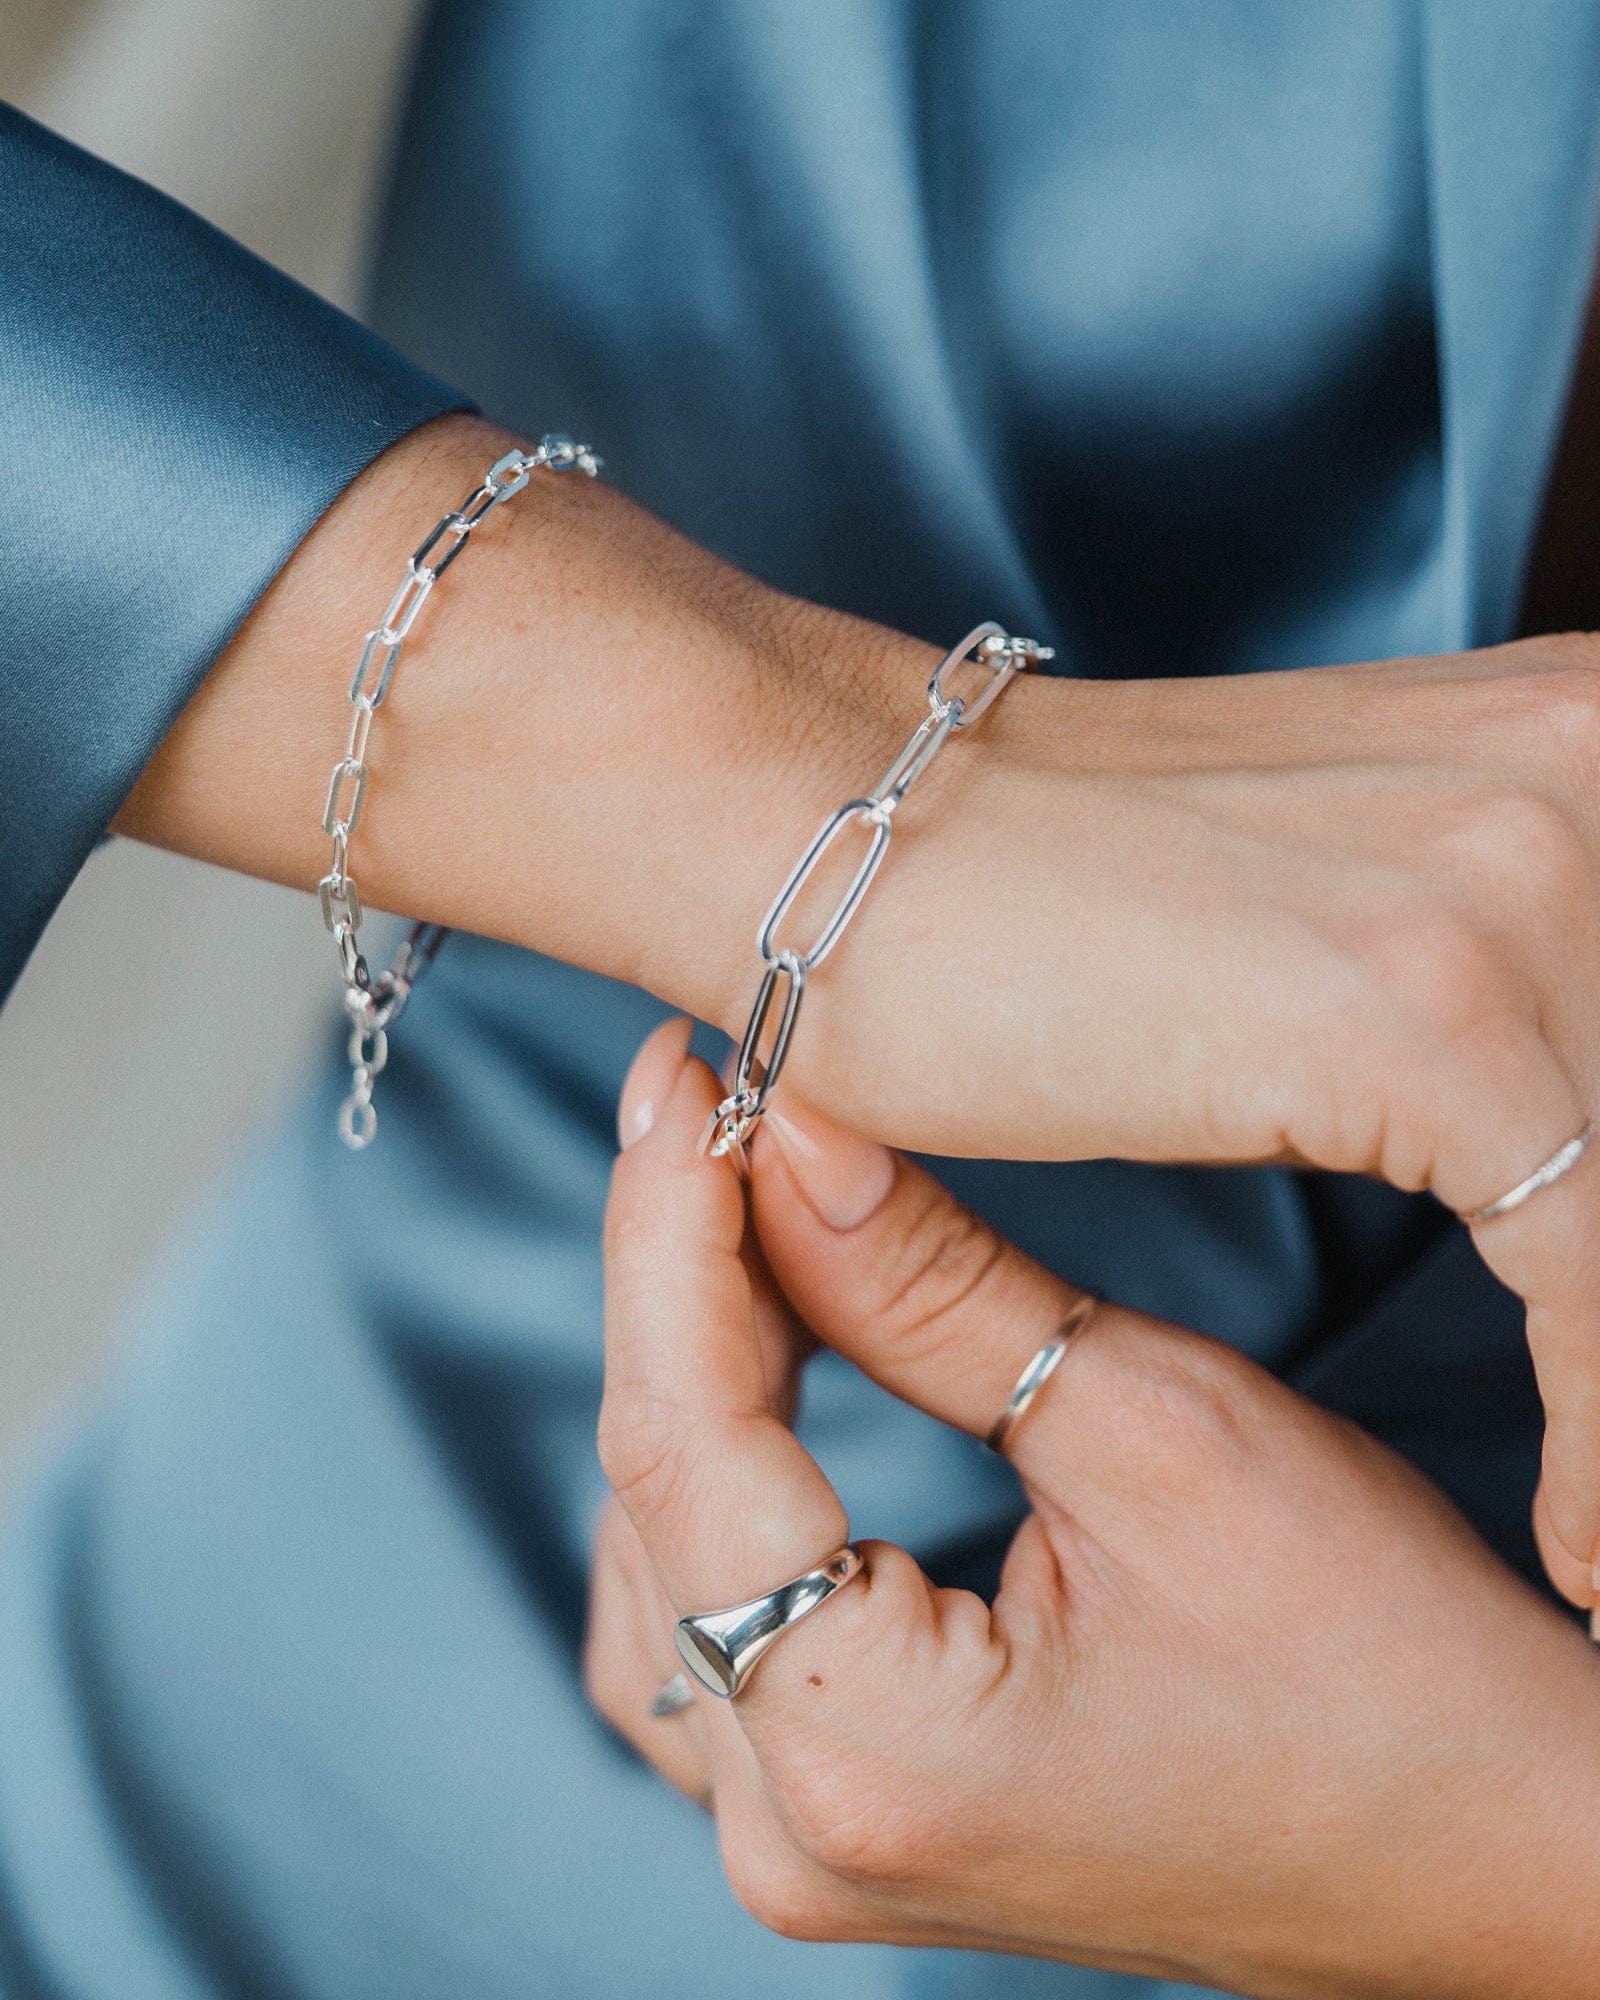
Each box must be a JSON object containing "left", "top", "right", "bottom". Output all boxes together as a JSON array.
[
  {"left": 674, "top": 1546, "right": 864, "bottom": 1700},
  {"left": 1460, "top": 1126, "right": 1592, "bottom": 1225},
  {"left": 986, "top": 1294, "right": 1098, "bottom": 1457}
]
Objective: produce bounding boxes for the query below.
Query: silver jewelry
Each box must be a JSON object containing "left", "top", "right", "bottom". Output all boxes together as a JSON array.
[
  {"left": 649, "top": 1670, "right": 695, "bottom": 1719},
  {"left": 674, "top": 1545, "right": 864, "bottom": 1699},
  {"left": 1460, "top": 1125, "right": 1592, "bottom": 1224},
  {"left": 702, "top": 622, "right": 1053, "bottom": 1173},
  {"left": 986, "top": 1295, "right": 1097, "bottom": 1457},
  {"left": 319, "top": 433, "right": 600, "bottom": 1149}
]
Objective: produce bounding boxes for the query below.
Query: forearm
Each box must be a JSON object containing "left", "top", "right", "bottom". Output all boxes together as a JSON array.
[{"left": 114, "top": 412, "right": 927, "bottom": 1032}]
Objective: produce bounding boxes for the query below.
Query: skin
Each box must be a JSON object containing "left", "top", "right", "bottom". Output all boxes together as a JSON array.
[
  {"left": 590, "top": 1022, "right": 1600, "bottom": 1998},
  {"left": 119, "top": 410, "right": 1600, "bottom": 1610}
]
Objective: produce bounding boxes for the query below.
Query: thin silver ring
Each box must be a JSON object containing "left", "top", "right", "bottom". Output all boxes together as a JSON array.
[
  {"left": 1460, "top": 1126, "right": 1592, "bottom": 1225},
  {"left": 986, "top": 1294, "right": 1098, "bottom": 1457},
  {"left": 673, "top": 1546, "right": 864, "bottom": 1700},
  {"left": 649, "top": 1670, "right": 695, "bottom": 1719}
]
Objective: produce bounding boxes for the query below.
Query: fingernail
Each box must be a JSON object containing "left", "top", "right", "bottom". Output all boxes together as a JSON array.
[
  {"left": 765, "top": 1098, "right": 895, "bottom": 1230},
  {"left": 618, "top": 1017, "right": 694, "bottom": 1149}
]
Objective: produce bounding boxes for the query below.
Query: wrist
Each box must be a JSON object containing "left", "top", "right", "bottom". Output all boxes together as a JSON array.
[
  {"left": 453, "top": 507, "right": 940, "bottom": 1035},
  {"left": 686, "top": 612, "right": 1085, "bottom": 1148},
  {"left": 116, "top": 411, "right": 927, "bottom": 1039},
  {"left": 733, "top": 657, "right": 1105, "bottom": 1150}
]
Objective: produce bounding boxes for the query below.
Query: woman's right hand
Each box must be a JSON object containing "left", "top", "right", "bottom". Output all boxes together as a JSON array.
[{"left": 590, "top": 1035, "right": 1600, "bottom": 2000}]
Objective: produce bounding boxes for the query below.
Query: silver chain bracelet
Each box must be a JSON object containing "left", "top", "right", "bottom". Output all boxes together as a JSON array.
[
  {"left": 703, "top": 621, "right": 1053, "bottom": 1173},
  {"left": 319, "top": 432, "right": 600, "bottom": 1148}
]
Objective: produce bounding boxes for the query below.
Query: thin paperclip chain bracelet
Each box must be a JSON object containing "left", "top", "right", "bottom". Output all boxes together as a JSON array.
[
  {"left": 703, "top": 621, "right": 1053, "bottom": 1173},
  {"left": 318, "top": 432, "right": 600, "bottom": 1149}
]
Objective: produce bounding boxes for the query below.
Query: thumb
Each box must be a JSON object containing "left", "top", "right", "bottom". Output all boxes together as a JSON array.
[{"left": 750, "top": 1098, "right": 1124, "bottom": 1475}]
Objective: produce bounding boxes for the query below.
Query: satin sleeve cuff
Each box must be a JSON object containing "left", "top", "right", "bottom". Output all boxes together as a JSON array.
[{"left": 0, "top": 103, "right": 475, "bottom": 1004}]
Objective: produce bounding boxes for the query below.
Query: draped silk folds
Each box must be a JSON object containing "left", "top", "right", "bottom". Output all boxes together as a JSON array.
[{"left": 1, "top": 7, "right": 1598, "bottom": 1996}]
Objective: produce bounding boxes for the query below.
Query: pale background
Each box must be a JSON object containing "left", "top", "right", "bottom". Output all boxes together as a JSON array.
[{"left": 0, "top": 0, "right": 424, "bottom": 1472}]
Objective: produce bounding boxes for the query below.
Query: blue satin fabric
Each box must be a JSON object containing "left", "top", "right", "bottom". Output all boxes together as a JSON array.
[
  {"left": 0, "top": 107, "right": 469, "bottom": 1004},
  {"left": 2, "top": 7, "right": 1600, "bottom": 1996}
]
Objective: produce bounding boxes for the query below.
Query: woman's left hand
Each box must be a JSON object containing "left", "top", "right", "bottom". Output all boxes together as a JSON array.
[{"left": 587, "top": 1021, "right": 1600, "bottom": 2000}]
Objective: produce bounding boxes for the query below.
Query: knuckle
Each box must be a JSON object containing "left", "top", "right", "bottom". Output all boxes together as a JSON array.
[
  {"left": 595, "top": 1392, "right": 682, "bottom": 1513},
  {"left": 599, "top": 1400, "right": 741, "bottom": 1536},
  {"left": 777, "top": 1765, "right": 927, "bottom": 1887},
  {"left": 1355, "top": 901, "right": 1516, "bottom": 1046},
  {"left": 722, "top": 1832, "right": 842, "bottom": 1942},
  {"left": 1071, "top": 1315, "right": 1261, "bottom": 1496},
  {"left": 757, "top": 1681, "right": 943, "bottom": 1887},
  {"left": 870, "top": 1186, "right": 1010, "bottom": 1367},
  {"left": 1445, "top": 786, "right": 1588, "bottom": 912}
]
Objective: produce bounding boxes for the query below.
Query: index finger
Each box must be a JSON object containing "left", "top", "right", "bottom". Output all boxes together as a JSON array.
[{"left": 599, "top": 1032, "right": 849, "bottom": 1618}]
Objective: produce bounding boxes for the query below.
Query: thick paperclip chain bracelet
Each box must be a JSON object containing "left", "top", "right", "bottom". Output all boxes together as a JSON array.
[
  {"left": 704, "top": 621, "right": 1053, "bottom": 1173},
  {"left": 319, "top": 432, "right": 600, "bottom": 1149}
]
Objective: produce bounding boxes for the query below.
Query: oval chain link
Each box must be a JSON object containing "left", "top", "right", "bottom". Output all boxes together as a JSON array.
[
  {"left": 321, "top": 433, "right": 600, "bottom": 1148},
  {"left": 703, "top": 624, "right": 1054, "bottom": 1172}
]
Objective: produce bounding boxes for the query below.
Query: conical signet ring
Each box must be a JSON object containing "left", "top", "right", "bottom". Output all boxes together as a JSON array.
[{"left": 673, "top": 1546, "right": 864, "bottom": 1699}]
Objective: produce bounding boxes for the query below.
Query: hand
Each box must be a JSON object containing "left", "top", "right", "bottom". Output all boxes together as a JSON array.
[
  {"left": 755, "top": 638, "right": 1600, "bottom": 1609},
  {"left": 588, "top": 1023, "right": 1600, "bottom": 2000},
  {"left": 118, "top": 411, "right": 1600, "bottom": 1601}
]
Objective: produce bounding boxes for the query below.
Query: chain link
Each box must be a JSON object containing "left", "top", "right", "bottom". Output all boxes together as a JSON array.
[
  {"left": 703, "top": 621, "right": 1053, "bottom": 1173},
  {"left": 320, "top": 433, "right": 600, "bottom": 1148}
]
